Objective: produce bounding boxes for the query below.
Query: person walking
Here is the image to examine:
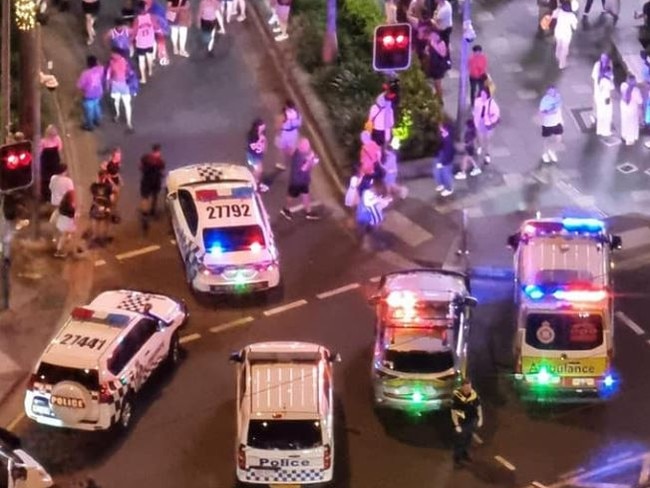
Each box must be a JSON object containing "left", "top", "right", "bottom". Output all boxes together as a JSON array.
[
  {"left": 246, "top": 118, "right": 269, "bottom": 192},
  {"left": 455, "top": 118, "right": 482, "bottom": 179},
  {"left": 552, "top": 1, "right": 578, "bottom": 69},
  {"left": 198, "top": 0, "right": 225, "bottom": 54},
  {"left": 355, "top": 176, "right": 392, "bottom": 247},
  {"left": 426, "top": 31, "right": 450, "bottom": 99},
  {"left": 39, "top": 125, "right": 63, "bottom": 203},
  {"left": 133, "top": 1, "right": 157, "bottom": 83},
  {"left": 104, "top": 17, "right": 133, "bottom": 57},
  {"left": 468, "top": 45, "right": 488, "bottom": 103},
  {"left": 539, "top": 86, "right": 564, "bottom": 163},
  {"left": 619, "top": 74, "right": 643, "bottom": 145},
  {"left": 359, "top": 130, "right": 382, "bottom": 180},
  {"left": 275, "top": 99, "right": 302, "bottom": 170},
  {"left": 594, "top": 65, "right": 615, "bottom": 138},
  {"left": 472, "top": 87, "right": 500, "bottom": 165},
  {"left": 431, "top": 0, "right": 453, "bottom": 51},
  {"left": 233, "top": 0, "right": 246, "bottom": 21},
  {"left": 101, "top": 147, "right": 124, "bottom": 221},
  {"left": 81, "top": 0, "right": 100, "bottom": 44},
  {"left": 280, "top": 137, "right": 320, "bottom": 221},
  {"left": 167, "top": 0, "right": 191, "bottom": 57},
  {"left": 54, "top": 190, "right": 78, "bottom": 258},
  {"left": 89, "top": 170, "right": 114, "bottom": 246},
  {"left": 382, "top": 144, "right": 408, "bottom": 198},
  {"left": 451, "top": 378, "right": 483, "bottom": 469},
  {"left": 274, "top": 0, "right": 291, "bottom": 42},
  {"left": 139, "top": 143, "right": 166, "bottom": 231},
  {"left": 49, "top": 164, "right": 74, "bottom": 226},
  {"left": 76, "top": 55, "right": 105, "bottom": 131},
  {"left": 106, "top": 49, "right": 134, "bottom": 132},
  {"left": 434, "top": 121, "right": 455, "bottom": 197},
  {"left": 367, "top": 90, "right": 396, "bottom": 148},
  {"left": 591, "top": 53, "right": 613, "bottom": 126}
]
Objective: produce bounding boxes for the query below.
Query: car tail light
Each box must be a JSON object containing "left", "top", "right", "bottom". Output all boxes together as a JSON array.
[
  {"left": 99, "top": 384, "right": 113, "bottom": 403},
  {"left": 254, "top": 260, "right": 275, "bottom": 272},
  {"left": 323, "top": 445, "right": 331, "bottom": 470},
  {"left": 27, "top": 374, "right": 37, "bottom": 390},
  {"left": 238, "top": 444, "right": 246, "bottom": 469}
]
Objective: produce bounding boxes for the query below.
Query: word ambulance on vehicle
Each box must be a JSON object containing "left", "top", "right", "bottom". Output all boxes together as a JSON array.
[
  {"left": 230, "top": 342, "right": 340, "bottom": 486},
  {"left": 25, "top": 290, "right": 187, "bottom": 431},
  {"left": 369, "top": 269, "right": 477, "bottom": 412},
  {"left": 166, "top": 163, "right": 281, "bottom": 295},
  {"left": 507, "top": 217, "right": 622, "bottom": 401},
  {"left": 0, "top": 428, "right": 53, "bottom": 488}
]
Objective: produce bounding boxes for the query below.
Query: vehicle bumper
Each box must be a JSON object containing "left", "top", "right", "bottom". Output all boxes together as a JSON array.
[
  {"left": 373, "top": 384, "right": 453, "bottom": 411},
  {"left": 192, "top": 267, "right": 281, "bottom": 294},
  {"left": 236, "top": 468, "right": 332, "bottom": 485},
  {"left": 514, "top": 376, "right": 615, "bottom": 403},
  {"left": 25, "top": 393, "right": 113, "bottom": 431}
]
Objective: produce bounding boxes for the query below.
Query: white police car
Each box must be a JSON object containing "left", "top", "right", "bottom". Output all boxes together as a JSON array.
[
  {"left": 166, "top": 163, "right": 281, "bottom": 295},
  {"left": 230, "top": 342, "right": 340, "bottom": 486},
  {"left": 25, "top": 290, "right": 187, "bottom": 431}
]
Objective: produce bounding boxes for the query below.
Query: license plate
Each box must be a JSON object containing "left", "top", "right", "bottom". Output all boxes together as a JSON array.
[
  {"left": 572, "top": 378, "right": 595, "bottom": 387},
  {"left": 32, "top": 404, "right": 52, "bottom": 416}
]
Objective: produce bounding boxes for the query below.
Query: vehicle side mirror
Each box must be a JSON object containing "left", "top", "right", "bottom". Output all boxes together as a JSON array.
[
  {"left": 229, "top": 352, "right": 243, "bottom": 363},
  {"left": 506, "top": 234, "right": 519, "bottom": 249},
  {"left": 156, "top": 320, "right": 166, "bottom": 331},
  {"left": 368, "top": 294, "right": 380, "bottom": 306},
  {"left": 464, "top": 296, "right": 478, "bottom": 308},
  {"left": 610, "top": 235, "right": 622, "bottom": 251},
  {"left": 329, "top": 352, "right": 342, "bottom": 363}
]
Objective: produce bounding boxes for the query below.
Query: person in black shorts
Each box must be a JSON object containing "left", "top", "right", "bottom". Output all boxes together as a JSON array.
[{"left": 280, "top": 137, "right": 320, "bottom": 221}]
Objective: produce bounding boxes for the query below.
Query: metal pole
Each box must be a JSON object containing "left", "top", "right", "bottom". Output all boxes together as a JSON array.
[
  {"left": 455, "top": 0, "right": 472, "bottom": 141},
  {"left": 0, "top": 194, "right": 8, "bottom": 309},
  {"left": 1, "top": 0, "right": 11, "bottom": 142},
  {"left": 30, "top": 23, "right": 41, "bottom": 239}
]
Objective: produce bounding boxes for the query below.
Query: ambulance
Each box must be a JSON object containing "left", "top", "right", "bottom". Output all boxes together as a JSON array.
[{"left": 507, "top": 217, "right": 622, "bottom": 402}]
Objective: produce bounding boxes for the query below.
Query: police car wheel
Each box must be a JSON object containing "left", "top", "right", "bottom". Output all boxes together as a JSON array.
[
  {"left": 118, "top": 396, "right": 135, "bottom": 430},
  {"left": 166, "top": 333, "right": 180, "bottom": 368}
]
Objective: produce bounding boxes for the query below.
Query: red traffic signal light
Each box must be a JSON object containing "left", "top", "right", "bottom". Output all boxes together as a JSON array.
[
  {"left": 373, "top": 23, "right": 412, "bottom": 72},
  {"left": 0, "top": 141, "right": 33, "bottom": 192}
]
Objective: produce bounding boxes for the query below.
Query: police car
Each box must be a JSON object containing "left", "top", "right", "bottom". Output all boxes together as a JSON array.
[
  {"left": 369, "top": 269, "right": 477, "bottom": 412},
  {"left": 166, "top": 163, "right": 281, "bottom": 295},
  {"left": 0, "top": 428, "right": 53, "bottom": 488},
  {"left": 230, "top": 342, "right": 340, "bottom": 486},
  {"left": 25, "top": 290, "right": 187, "bottom": 431}
]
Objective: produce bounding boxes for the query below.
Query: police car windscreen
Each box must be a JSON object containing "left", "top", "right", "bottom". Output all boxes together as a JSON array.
[
  {"left": 247, "top": 420, "right": 322, "bottom": 450},
  {"left": 36, "top": 362, "right": 100, "bottom": 390},
  {"left": 526, "top": 313, "right": 604, "bottom": 351},
  {"left": 203, "top": 225, "right": 266, "bottom": 253}
]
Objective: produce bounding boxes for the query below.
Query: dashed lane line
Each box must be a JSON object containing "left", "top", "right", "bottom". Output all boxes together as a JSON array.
[
  {"left": 316, "top": 283, "right": 361, "bottom": 300},
  {"left": 369, "top": 276, "right": 381, "bottom": 283},
  {"left": 531, "top": 482, "right": 549, "bottom": 488},
  {"left": 210, "top": 316, "right": 255, "bottom": 334},
  {"left": 494, "top": 455, "right": 516, "bottom": 471},
  {"left": 6, "top": 411, "right": 24, "bottom": 431},
  {"left": 179, "top": 333, "right": 202, "bottom": 344},
  {"left": 263, "top": 299, "right": 308, "bottom": 317},
  {"left": 615, "top": 311, "right": 645, "bottom": 336},
  {"left": 115, "top": 245, "right": 161, "bottom": 261},
  {"left": 94, "top": 259, "right": 106, "bottom": 267}
]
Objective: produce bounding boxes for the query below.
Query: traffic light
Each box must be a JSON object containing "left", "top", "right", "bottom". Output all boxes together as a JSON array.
[
  {"left": 373, "top": 23, "right": 412, "bottom": 72},
  {"left": 0, "top": 141, "right": 33, "bottom": 192}
]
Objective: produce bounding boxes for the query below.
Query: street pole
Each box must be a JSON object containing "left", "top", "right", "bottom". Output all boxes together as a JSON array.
[
  {"left": 1, "top": 0, "right": 11, "bottom": 142},
  {"left": 455, "top": 0, "right": 474, "bottom": 142},
  {"left": 30, "top": 22, "right": 40, "bottom": 239}
]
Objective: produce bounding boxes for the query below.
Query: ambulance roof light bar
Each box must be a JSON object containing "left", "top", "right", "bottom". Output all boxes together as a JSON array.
[
  {"left": 522, "top": 218, "right": 606, "bottom": 237},
  {"left": 523, "top": 285, "right": 608, "bottom": 303}
]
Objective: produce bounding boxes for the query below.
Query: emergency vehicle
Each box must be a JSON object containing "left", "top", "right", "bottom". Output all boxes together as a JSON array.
[
  {"left": 166, "top": 163, "right": 281, "bottom": 295},
  {"left": 25, "top": 290, "right": 187, "bottom": 431},
  {"left": 0, "top": 428, "right": 53, "bottom": 488},
  {"left": 369, "top": 269, "right": 477, "bottom": 412},
  {"left": 507, "top": 217, "right": 622, "bottom": 401},
  {"left": 230, "top": 342, "right": 340, "bottom": 486}
]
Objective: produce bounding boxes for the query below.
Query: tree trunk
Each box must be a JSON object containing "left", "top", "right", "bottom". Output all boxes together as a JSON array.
[{"left": 322, "top": 0, "right": 338, "bottom": 64}]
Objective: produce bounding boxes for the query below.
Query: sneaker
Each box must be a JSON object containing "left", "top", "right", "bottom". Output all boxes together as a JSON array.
[
  {"left": 542, "top": 152, "right": 551, "bottom": 163},
  {"left": 179, "top": 50, "right": 190, "bottom": 58},
  {"left": 258, "top": 183, "right": 269, "bottom": 193},
  {"left": 237, "top": 15, "right": 246, "bottom": 21},
  {"left": 274, "top": 33, "right": 289, "bottom": 42},
  {"left": 280, "top": 208, "right": 293, "bottom": 220},
  {"left": 440, "top": 189, "right": 454, "bottom": 197},
  {"left": 644, "top": 140, "right": 650, "bottom": 149},
  {"left": 469, "top": 167, "right": 482, "bottom": 176},
  {"left": 305, "top": 211, "right": 321, "bottom": 221},
  {"left": 435, "top": 185, "right": 445, "bottom": 192},
  {"left": 454, "top": 172, "right": 467, "bottom": 180},
  {"left": 548, "top": 150, "right": 558, "bottom": 162},
  {"left": 272, "top": 25, "right": 282, "bottom": 33},
  {"left": 483, "top": 154, "right": 491, "bottom": 164},
  {"left": 476, "top": 146, "right": 482, "bottom": 156}
]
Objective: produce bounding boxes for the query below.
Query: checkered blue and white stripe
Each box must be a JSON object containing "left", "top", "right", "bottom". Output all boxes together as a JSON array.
[{"left": 244, "top": 468, "right": 325, "bottom": 483}]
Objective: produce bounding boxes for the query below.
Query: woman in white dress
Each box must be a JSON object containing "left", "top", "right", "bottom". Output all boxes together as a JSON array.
[
  {"left": 619, "top": 74, "right": 643, "bottom": 145},
  {"left": 594, "top": 67, "right": 615, "bottom": 137},
  {"left": 552, "top": 2, "right": 578, "bottom": 69}
]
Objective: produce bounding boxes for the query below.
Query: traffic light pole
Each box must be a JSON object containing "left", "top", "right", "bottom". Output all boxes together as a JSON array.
[
  {"left": 30, "top": 24, "right": 41, "bottom": 239},
  {"left": 0, "top": 194, "right": 8, "bottom": 310},
  {"left": 455, "top": 0, "right": 473, "bottom": 142}
]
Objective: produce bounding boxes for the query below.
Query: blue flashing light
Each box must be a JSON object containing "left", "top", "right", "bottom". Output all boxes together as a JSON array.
[
  {"left": 232, "top": 186, "right": 254, "bottom": 199},
  {"left": 562, "top": 218, "right": 605, "bottom": 233},
  {"left": 524, "top": 285, "right": 545, "bottom": 300},
  {"left": 106, "top": 313, "right": 130, "bottom": 326},
  {"left": 209, "top": 244, "right": 223, "bottom": 255},
  {"left": 603, "top": 374, "right": 614, "bottom": 388}
]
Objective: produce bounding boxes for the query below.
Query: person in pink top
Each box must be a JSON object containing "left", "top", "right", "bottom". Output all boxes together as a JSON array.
[
  {"left": 133, "top": 1, "right": 157, "bottom": 83},
  {"left": 106, "top": 49, "right": 134, "bottom": 132},
  {"left": 40, "top": 125, "right": 63, "bottom": 202},
  {"left": 197, "top": 0, "right": 224, "bottom": 54}
]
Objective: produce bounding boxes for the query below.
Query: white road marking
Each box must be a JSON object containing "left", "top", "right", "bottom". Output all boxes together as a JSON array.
[
  {"left": 289, "top": 200, "right": 323, "bottom": 213},
  {"left": 494, "top": 455, "right": 516, "bottom": 471},
  {"left": 263, "top": 299, "right": 308, "bottom": 317},
  {"left": 316, "top": 283, "right": 360, "bottom": 299},
  {"left": 471, "top": 433, "right": 484, "bottom": 445},
  {"left": 94, "top": 259, "right": 107, "bottom": 267},
  {"left": 531, "top": 482, "right": 549, "bottom": 488},
  {"left": 6, "top": 411, "right": 25, "bottom": 431},
  {"left": 179, "top": 333, "right": 201, "bottom": 344},
  {"left": 559, "top": 467, "right": 585, "bottom": 479},
  {"left": 170, "top": 239, "right": 176, "bottom": 245},
  {"left": 615, "top": 311, "right": 645, "bottom": 336},
  {"left": 369, "top": 276, "right": 381, "bottom": 283},
  {"left": 116, "top": 245, "right": 161, "bottom": 261},
  {"left": 210, "top": 316, "right": 255, "bottom": 333}
]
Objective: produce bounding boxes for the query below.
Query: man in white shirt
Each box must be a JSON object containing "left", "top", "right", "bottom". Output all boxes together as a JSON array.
[
  {"left": 49, "top": 164, "right": 74, "bottom": 223},
  {"left": 432, "top": 0, "right": 453, "bottom": 49},
  {"left": 368, "top": 91, "right": 396, "bottom": 147}
]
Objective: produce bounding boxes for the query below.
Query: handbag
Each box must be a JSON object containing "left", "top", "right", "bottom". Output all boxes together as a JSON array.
[
  {"left": 345, "top": 176, "right": 360, "bottom": 208},
  {"left": 485, "top": 73, "right": 496, "bottom": 96}
]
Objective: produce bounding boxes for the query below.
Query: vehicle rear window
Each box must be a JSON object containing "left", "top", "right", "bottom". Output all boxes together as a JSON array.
[
  {"left": 247, "top": 420, "right": 322, "bottom": 450},
  {"left": 384, "top": 349, "right": 454, "bottom": 374},
  {"left": 525, "top": 313, "right": 604, "bottom": 351},
  {"left": 35, "top": 362, "right": 100, "bottom": 391},
  {"left": 203, "top": 225, "right": 266, "bottom": 253}
]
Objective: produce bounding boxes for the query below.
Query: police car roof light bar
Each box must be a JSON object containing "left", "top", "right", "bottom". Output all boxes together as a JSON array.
[
  {"left": 106, "top": 313, "right": 131, "bottom": 326},
  {"left": 523, "top": 285, "right": 545, "bottom": 300},
  {"left": 561, "top": 218, "right": 605, "bottom": 233},
  {"left": 71, "top": 307, "right": 94, "bottom": 320},
  {"left": 552, "top": 289, "right": 608, "bottom": 302},
  {"left": 195, "top": 189, "right": 219, "bottom": 202}
]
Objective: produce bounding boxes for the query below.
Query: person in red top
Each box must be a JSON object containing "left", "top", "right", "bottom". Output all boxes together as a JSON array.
[
  {"left": 468, "top": 44, "right": 488, "bottom": 103},
  {"left": 106, "top": 49, "right": 134, "bottom": 132}
]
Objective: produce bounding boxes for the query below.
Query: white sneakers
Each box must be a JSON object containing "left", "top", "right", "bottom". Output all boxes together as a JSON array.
[
  {"left": 440, "top": 189, "right": 454, "bottom": 197},
  {"left": 435, "top": 185, "right": 445, "bottom": 192},
  {"left": 542, "top": 151, "right": 558, "bottom": 163},
  {"left": 469, "top": 167, "right": 482, "bottom": 176},
  {"left": 454, "top": 172, "right": 467, "bottom": 180},
  {"left": 275, "top": 33, "right": 289, "bottom": 42}
]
